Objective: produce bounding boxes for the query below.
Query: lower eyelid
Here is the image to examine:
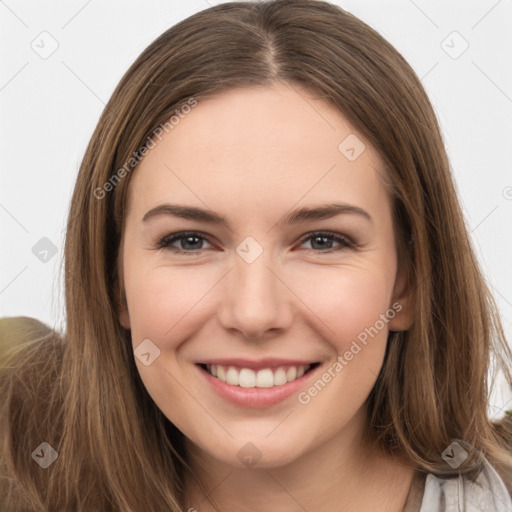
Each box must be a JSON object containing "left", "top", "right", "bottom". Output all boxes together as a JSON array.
[
  {"left": 157, "top": 231, "right": 354, "bottom": 252},
  {"left": 155, "top": 232, "right": 211, "bottom": 251},
  {"left": 299, "top": 233, "right": 354, "bottom": 249}
]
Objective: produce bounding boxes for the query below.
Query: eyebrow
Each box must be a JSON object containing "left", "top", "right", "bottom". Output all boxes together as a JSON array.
[{"left": 142, "top": 203, "right": 373, "bottom": 228}]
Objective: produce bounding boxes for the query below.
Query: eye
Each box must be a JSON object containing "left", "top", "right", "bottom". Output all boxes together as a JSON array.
[
  {"left": 298, "top": 231, "right": 354, "bottom": 253},
  {"left": 155, "top": 231, "right": 214, "bottom": 254},
  {"left": 155, "top": 230, "right": 355, "bottom": 255}
]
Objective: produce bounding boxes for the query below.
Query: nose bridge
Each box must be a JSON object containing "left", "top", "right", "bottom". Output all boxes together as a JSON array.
[{"left": 218, "top": 243, "right": 292, "bottom": 339}]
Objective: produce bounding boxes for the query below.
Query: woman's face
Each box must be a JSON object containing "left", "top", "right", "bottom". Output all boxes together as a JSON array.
[{"left": 118, "top": 82, "right": 412, "bottom": 468}]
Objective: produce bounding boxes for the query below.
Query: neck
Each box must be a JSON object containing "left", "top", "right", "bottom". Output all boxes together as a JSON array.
[{"left": 181, "top": 407, "right": 416, "bottom": 512}]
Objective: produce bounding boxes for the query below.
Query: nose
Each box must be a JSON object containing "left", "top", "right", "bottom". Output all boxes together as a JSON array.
[{"left": 217, "top": 250, "right": 294, "bottom": 340}]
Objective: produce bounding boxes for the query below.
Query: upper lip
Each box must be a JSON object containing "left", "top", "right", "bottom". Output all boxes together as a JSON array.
[{"left": 197, "top": 358, "right": 318, "bottom": 370}]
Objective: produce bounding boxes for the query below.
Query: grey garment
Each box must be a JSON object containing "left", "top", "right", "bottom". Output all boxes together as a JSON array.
[{"left": 418, "top": 456, "right": 512, "bottom": 512}]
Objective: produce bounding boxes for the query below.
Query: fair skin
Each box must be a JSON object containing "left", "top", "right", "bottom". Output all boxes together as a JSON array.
[{"left": 118, "top": 82, "right": 416, "bottom": 511}]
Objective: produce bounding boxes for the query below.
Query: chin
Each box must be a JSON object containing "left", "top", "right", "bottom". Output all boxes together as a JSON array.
[{"left": 189, "top": 426, "right": 316, "bottom": 471}]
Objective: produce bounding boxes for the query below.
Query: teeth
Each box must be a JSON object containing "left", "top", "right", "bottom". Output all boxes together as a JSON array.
[
  {"left": 239, "top": 368, "right": 256, "bottom": 388},
  {"left": 216, "top": 365, "right": 226, "bottom": 382},
  {"left": 286, "top": 366, "right": 297, "bottom": 381},
  {"left": 205, "top": 364, "right": 311, "bottom": 388},
  {"left": 255, "top": 369, "right": 273, "bottom": 388},
  {"left": 226, "top": 367, "right": 239, "bottom": 385},
  {"left": 273, "top": 367, "right": 287, "bottom": 385}
]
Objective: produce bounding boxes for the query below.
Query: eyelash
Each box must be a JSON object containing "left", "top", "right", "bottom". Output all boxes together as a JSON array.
[{"left": 155, "top": 230, "right": 355, "bottom": 254}]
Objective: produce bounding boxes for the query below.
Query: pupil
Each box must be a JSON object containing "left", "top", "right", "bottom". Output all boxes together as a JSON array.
[
  {"left": 178, "top": 235, "right": 334, "bottom": 251},
  {"left": 312, "top": 236, "right": 331, "bottom": 250},
  {"left": 182, "top": 236, "right": 201, "bottom": 250}
]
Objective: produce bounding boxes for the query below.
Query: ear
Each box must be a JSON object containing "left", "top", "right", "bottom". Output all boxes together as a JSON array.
[
  {"left": 388, "top": 268, "right": 414, "bottom": 332},
  {"left": 118, "top": 296, "right": 131, "bottom": 330},
  {"left": 115, "top": 267, "right": 131, "bottom": 330},
  {"left": 115, "top": 235, "right": 131, "bottom": 330}
]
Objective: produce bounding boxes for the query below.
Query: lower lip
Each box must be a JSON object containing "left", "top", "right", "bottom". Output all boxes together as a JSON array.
[{"left": 196, "top": 364, "right": 321, "bottom": 408}]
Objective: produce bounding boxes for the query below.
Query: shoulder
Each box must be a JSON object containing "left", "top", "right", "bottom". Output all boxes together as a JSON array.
[
  {"left": 0, "top": 316, "right": 65, "bottom": 396},
  {"left": 0, "top": 316, "right": 53, "bottom": 359},
  {"left": 0, "top": 316, "right": 65, "bottom": 414},
  {"left": 0, "top": 317, "right": 66, "bottom": 510},
  {"left": 419, "top": 456, "right": 512, "bottom": 511}
]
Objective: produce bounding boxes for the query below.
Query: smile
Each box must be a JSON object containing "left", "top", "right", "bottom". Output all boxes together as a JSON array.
[
  {"left": 196, "top": 360, "right": 321, "bottom": 408},
  {"left": 204, "top": 363, "right": 316, "bottom": 388}
]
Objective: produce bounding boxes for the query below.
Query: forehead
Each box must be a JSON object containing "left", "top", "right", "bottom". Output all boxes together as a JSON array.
[{"left": 126, "top": 82, "right": 391, "bottom": 225}]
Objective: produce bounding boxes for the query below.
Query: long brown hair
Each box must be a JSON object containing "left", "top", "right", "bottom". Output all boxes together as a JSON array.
[{"left": 2, "top": 0, "right": 512, "bottom": 509}]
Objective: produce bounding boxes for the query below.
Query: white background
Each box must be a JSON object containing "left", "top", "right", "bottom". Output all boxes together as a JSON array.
[{"left": 1, "top": 0, "right": 511, "bottom": 415}]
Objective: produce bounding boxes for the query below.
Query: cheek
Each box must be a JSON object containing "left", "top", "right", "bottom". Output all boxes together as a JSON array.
[
  {"left": 123, "top": 267, "right": 214, "bottom": 433},
  {"left": 125, "top": 255, "right": 396, "bottom": 352},
  {"left": 124, "top": 265, "right": 216, "bottom": 345},
  {"left": 290, "top": 268, "right": 395, "bottom": 430},
  {"left": 292, "top": 263, "right": 395, "bottom": 350}
]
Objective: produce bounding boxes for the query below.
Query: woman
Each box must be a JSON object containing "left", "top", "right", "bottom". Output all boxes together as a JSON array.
[{"left": 1, "top": 1, "right": 511, "bottom": 510}]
